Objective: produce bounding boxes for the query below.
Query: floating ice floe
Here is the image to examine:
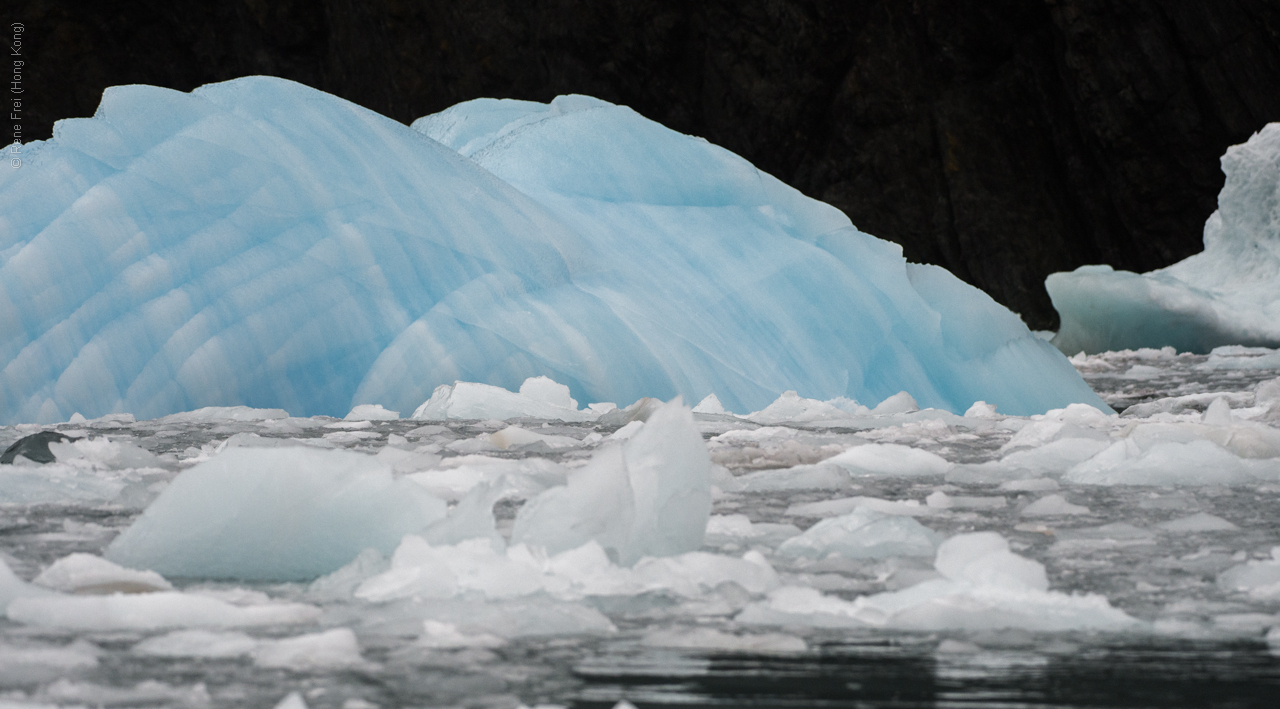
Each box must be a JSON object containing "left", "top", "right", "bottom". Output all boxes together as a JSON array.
[
  {"left": 1157, "top": 512, "right": 1238, "bottom": 533},
  {"left": 776, "top": 507, "right": 942, "bottom": 559},
  {"left": 413, "top": 377, "right": 598, "bottom": 422},
  {"left": 132, "top": 626, "right": 370, "bottom": 671},
  {"left": 703, "top": 514, "right": 802, "bottom": 547},
  {"left": 1218, "top": 549, "right": 1280, "bottom": 599},
  {"left": 31, "top": 678, "right": 213, "bottom": 708},
  {"left": 739, "top": 532, "right": 1137, "bottom": 632},
  {"left": 785, "top": 496, "right": 936, "bottom": 519},
  {"left": 403, "top": 454, "right": 564, "bottom": 501},
  {"left": 740, "top": 442, "right": 954, "bottom": 493},
  {"left": 9, "top": 590, "right": 320, "bottom": 631},
  {"left": 1020, "top": 494, "right": 1091, "bottom": 517},
  {"left": 105, "top": 446, "right": 448, "bottom": 580},
  {"left": 344, "top": 404, "right": 400, "bottom": 421},
  {"left": 1064, "top": 438, "right": 1258, "bottom": 486},
  {"left": 132, "top": 629, "right": 260, "bottom": 659},
  {"left": 33, "top": 553, "right": 172, "bottom": 594},
  {"left": 351, "top": 537, "right": 779, "bottom": 604},
  {"left": 1048, "top": 123, "right": 1280, "bottom": 354},
  {"left": 155, "top": 406, "right": 290, "bottom": 423}
]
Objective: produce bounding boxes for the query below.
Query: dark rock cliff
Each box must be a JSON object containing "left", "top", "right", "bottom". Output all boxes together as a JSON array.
[{"left": 13, "top": 0, "right": 1280, "bottom": 328}]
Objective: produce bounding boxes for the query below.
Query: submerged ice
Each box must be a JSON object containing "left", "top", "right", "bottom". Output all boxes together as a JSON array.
[
  {"left": 1049, "top": 123, "right": 1280, "bottom": 354},
  {"left": 0, "top": 76, "right": 1104, "bottom": 425}
]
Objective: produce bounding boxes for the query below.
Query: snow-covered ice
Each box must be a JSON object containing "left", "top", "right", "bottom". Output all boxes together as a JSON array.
[{"left": 1049, "top": 123, "right": 1280, "bottom": 354}]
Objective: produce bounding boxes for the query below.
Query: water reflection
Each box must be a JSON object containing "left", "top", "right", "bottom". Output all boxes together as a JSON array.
[{"left": 574, "top": 638, "right": 1280, "bottom": 708}]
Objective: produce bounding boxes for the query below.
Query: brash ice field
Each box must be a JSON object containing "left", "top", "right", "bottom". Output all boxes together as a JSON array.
[{"left": 1, "top": 78, "right": 1280, "bottom": 708}]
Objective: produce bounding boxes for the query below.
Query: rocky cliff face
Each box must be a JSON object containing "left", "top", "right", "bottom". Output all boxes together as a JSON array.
[{"left": 14, "top": 0, "right": 1280, "bottom": 327}]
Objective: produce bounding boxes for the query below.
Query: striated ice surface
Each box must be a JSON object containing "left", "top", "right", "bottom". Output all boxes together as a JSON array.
[
  {"left": 1, "top": 77, "right": 1104, "bottom": 425},
  {"left": 0, "top": 353, "right": 1277, "bottom": 705},
  {"left": 1049, "top": 123, "right": 1280, "bottom": 354}
]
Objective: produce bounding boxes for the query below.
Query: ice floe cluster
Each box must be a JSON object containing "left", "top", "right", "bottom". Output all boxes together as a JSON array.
[{"left": 2, "top": 353, "right": 1280, "bottom": 706}]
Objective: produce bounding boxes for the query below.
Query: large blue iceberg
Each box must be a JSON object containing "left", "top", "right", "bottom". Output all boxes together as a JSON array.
[{"left": 0, "top": 77, "right": 1104, "bottom": 424}]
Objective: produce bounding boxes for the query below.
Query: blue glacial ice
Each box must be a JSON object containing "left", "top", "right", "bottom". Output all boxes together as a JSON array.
[
  {"left": 1048, "top": 123, "right": 1280, "bottom": 354},
  {"left": 0, "top": 76, "right": 1105, "bottom": 424}
]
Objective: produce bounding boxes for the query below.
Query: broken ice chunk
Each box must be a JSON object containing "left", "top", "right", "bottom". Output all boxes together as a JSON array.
[
  {"left": 8, "top": 592, "right": 321, "bottom": 631},
  {"left": 412, "top": 377, "right": 596, "bottom": 422},
  {"left": 739, "top": 531, "right": 1136, "bottom": 632},
  {"left": 252, "top": 628, "right": 370, "bottom": 671},
  {"left": 511, "top": 398, "right": 711, "bottom": 564},
  {"left": 1020, "top": 494, "right": 1091, "bottom": 517},
  {"left": 104, "top": 447, "right": 448, "bottom": 581},
  {"left": 1218, "top": 551, "right": 1280, "bottom": 598},
  {"left": 1156, "top": 512, "right": 1238, "bottom": 533},
  {"left": 133, "top": 629, "right": 259, "bottom": 658},
  {"left": 344, "top": 404, "right": 400, "bottom": 421},
  {"left": 692, "top": 394, "right": 728, "bottom": 415},
  {"left": 823, "top": 443, "right": 952, "bottom": 478},
  {"left": 1064, "top": 439, "right": 1255, "bottom": 486},
  {"left": 34, "top": 554, "right": 172, "bottom": 594},
  {"left": 777, "top": 507, "right": 941, "bottom": 559}
]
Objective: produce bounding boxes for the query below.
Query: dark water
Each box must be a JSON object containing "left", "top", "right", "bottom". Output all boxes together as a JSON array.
[{"left": 574, "top": 639, "right": 1280, "bottom": 708}]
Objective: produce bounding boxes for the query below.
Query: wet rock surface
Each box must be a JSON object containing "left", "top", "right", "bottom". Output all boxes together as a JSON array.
[{"left": 0, "top": 431, "right": 77, "bottom": 465}]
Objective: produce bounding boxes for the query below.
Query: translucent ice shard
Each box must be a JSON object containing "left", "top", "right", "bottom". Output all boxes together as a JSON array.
[{"left": 511, "top": 398, "right": 711, "bottom": 564}]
